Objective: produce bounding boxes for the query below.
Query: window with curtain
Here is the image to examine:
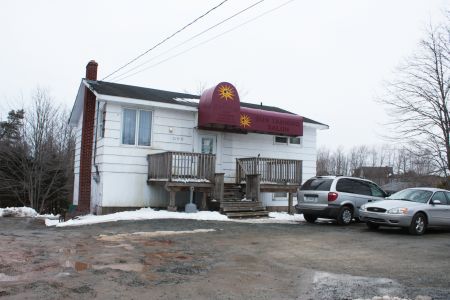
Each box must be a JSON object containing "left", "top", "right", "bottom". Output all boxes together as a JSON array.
[
  {"left": 138, "top": 110, "right": 152, "bottom": 146},
  {"left": 122, "top": 108, "right": 152, "bottom": 146}
]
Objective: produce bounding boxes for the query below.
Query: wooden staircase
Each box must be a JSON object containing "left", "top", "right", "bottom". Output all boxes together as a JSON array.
[{"left": 220, "top": 184, "right": 269, "bottom": 218}]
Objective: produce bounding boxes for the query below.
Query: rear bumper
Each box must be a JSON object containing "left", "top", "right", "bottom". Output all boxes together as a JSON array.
[
  {"left": 359, "top": 211, "right": 412, "bottom": 227},
  {"left": 295, "top": 204, "right": 341, "bottom": 219}
]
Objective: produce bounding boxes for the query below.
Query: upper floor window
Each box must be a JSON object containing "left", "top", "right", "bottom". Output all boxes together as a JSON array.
[
  {"left": 122, "top": 108, "right": 152, "bottom": 146},
  {"left": 274, "top": 136, "right": 302, "bottom": 146}
]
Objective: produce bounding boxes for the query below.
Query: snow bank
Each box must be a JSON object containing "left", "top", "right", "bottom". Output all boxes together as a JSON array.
[
  {"left": 45, "top": 208, "right": 305, "bottom": 227},
  {"left": 0, "top": 207, "right": 38, "bottom": 218},
  {"left": 46, "top": 208, "right": 229, "bottom": 227}
]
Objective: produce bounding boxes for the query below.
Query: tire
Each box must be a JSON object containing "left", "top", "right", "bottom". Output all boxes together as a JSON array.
[
  {"left": 303, "top": 214, "right": 317, "bottom": 224},
  {"left": 337, "top": 206, "right": 353, "bottom": 225},
  {"left": 366, "top": 222, "right": 379, "bottom": 230},
  {"left": 409, "top": 213, "right": 427, "bottom": 235}
]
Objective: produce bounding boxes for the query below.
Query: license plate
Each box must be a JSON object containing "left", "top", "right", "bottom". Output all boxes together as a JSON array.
[{"left": 304, "top": 196, "right": 317, "bottom": 203}]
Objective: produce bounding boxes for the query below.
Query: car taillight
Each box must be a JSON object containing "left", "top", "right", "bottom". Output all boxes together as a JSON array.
[{"left": 328, "top": 192, "right": 338, "bottom": 201}]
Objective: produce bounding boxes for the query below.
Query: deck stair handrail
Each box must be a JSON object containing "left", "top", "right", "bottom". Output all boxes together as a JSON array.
[
  {"left": 148, "top": 151, "right": 216, "bottom": 182},
  {"left": 236, "top": 157, "right": 302, "bottom": 184}
]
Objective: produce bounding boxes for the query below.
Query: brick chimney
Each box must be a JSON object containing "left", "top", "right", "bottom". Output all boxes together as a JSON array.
[{"left": 77, "top": 60, "right": 98, "bottom": 213}]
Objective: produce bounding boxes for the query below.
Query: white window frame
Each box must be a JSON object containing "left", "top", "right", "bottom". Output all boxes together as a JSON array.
[
  {"left": 121, "top": 107, "right": 153, "bottom": 147},
  {"left": 274, "top": 136, "right": 302, "bottom": 146}
]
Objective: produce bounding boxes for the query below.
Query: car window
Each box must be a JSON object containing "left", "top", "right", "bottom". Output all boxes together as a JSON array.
[
  {"left": 336, "top": 178, "right": 371, "bottom": 196},
  {"left": 300, "top": 178, "right": 333, "bottom": 191},
  {"left": 431, "top": 192, "right": 448, "bottom": 205},
  {"left": 369, "top": 182, "right": 386, "bottom": 198},
  {"left": 445, "top": 192, "right": 450, "bottom": 205}
]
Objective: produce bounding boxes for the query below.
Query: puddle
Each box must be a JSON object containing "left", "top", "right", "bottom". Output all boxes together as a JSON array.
[{"left": 97, "top": 229, "right": 216, "bottom": 242}]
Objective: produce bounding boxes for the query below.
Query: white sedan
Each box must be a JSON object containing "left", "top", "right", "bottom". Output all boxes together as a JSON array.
[{"left": 359, "top": 188, "right": 450, "bottom": 235}]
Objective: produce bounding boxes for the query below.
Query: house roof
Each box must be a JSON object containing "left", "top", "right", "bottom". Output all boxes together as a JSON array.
[{"left": 82, "top": 80, "right": 328, "bottom": 127}]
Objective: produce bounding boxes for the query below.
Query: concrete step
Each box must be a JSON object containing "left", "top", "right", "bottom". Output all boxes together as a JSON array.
[
  {"left": 221, "top": 201, "right": 260, "bottom": 207},
  {"left": 221, "top": 206, "right": 265, "bottom": 212},
  {"left": 225, "top": 211, "right": 270, "bottom": 218}
]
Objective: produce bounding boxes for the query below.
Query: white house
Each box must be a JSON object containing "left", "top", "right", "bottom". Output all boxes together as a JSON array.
[{"left": 69, "top": 61, "right": 328, "bottom": 216}]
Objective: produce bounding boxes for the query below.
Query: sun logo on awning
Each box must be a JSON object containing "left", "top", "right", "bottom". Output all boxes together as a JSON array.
[
  {"left": 240, "top": 114, "right": 252, "bottom": 128},
  {"left": 218, "top": 84, "right": 235, "bottom": 101}
]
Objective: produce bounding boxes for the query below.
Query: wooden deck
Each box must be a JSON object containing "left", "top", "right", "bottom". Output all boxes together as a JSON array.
[
  {"left": 236, "top": 157, "right": 302, "bottom": 185},
  {"left": 146, "top": 152, "right": 302, "bottom": 215}
]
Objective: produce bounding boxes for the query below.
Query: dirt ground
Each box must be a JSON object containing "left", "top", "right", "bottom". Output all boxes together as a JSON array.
[{"left": 1, "top": 217, "right": 450, "bottom": 300}]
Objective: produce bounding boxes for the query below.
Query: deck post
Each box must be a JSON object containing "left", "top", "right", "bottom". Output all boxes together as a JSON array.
[
  {"left": 288, "top": 192, "right": 294, "bottom": 215},
  {"left": 245, "top": 174, "right": 261, "bottom": 202},
  {"left": 213, "top": 173, "right": 225, "bottom": 203},
  {"left": 200, "top": 192, "right": 208, "bottom": 211},
  {"left": 168, "top": 190, "right": 177, "bottom": 212}
]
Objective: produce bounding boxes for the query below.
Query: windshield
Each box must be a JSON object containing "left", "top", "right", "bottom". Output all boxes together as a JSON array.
[{"left": 387, "top": 189, "right": 433, "bottom": 203}]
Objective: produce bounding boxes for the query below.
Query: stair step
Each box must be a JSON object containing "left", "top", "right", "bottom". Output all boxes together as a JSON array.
[
  {"left": 221, "top": 206, "right": 265, "bottom": 212},
  {"left": 225, "top": 211, "right": 270, "bottom": 218},
  {"left": 221, "top": 201, "right": 260, "bottom": 206}
]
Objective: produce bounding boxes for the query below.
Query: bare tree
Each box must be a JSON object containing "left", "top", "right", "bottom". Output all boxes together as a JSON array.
[
  {"left": 380, "top": 20, "right": 450, "bottom": 183},
  {"left": 0, "top": 89, "right": 74, "bottom": 213}
]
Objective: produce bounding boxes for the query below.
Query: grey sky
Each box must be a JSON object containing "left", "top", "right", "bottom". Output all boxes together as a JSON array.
[{"left": 0, "top": 0, "right": 447, "bottom": 148}]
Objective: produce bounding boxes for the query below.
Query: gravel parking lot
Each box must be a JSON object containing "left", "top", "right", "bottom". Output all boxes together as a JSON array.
[{"left": 1, "top": 217, "right": 450, "bottom": 299}]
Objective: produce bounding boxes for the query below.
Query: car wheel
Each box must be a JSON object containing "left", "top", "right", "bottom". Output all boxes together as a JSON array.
[
  {"left": 337, "top": 206, "right": 353, "bottom": 225},
  {"left": 366, "top": 222, "right": 379, "bottom": 230},
  {"left": 409, "top": 213, "right": 427, "bottom": 235},
  {"left": 303, "top": 214, "right": 317, "bottom": 223}
]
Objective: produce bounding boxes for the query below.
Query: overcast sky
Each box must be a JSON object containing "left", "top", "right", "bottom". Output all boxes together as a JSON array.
[{"left": 0, "top": 0, "right": 447, "bottom": 148}]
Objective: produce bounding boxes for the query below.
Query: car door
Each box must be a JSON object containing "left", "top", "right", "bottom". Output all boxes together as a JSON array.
[
  {"left": 369, "top": 182, "right": 387, "bottom": 202},
  {"left": 427, "top": 192, "right": 448, "bottom": 226},
  {"left": 443, "top": 192, "right": 450, "bottom": 226}
]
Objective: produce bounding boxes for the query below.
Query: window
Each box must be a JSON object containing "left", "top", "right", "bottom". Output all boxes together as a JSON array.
[
  {"left": 273, "top": 192, "right": 288, "bottom": 200},
  {"left": 275, "top": 136, "right": 302, "bottom": 145},
  {"left": 289, "top": 137, "right": 301, "bottom": 145},
  {"left": 122, "top": 108, "right": 152, "bottom": 146},
  {"left": 98, "top": 104, "right": 106, "bottom": 139},
  {"left": 445, "top": 192, "right": 450, "bottom": 204},
  {"left": 369, "top": 182, "right": 386, "bottom": 198},
  {"left": 300, "top": 178, "right": 333, "bottom": 191},
  {"left": 275, "top": 136, "right": 288, "bottom": 144},
  {"left": 336, "top": 178, "right": 371, "bottom": 196},
  {"left": 201, "top": 137, "right": 215, "bottom": 154},
  {"left": 431, "top": 192, "right": 448, "bottom": 205}
]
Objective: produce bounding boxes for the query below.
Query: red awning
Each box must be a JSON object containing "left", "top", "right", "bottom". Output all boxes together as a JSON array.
[{"left": 198, "top": 82, "right": 303, "bottom": 137}]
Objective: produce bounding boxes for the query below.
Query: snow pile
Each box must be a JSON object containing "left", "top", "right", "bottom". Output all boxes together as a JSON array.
[
  {"left": 45, "top": 207, "right": 306, "bottom": 227},
  {"left": 0, "top": 207, "right": 38, "bottom": 218},
  {"left": 45, "top": 207, "right": 229, "bottom": 227}
]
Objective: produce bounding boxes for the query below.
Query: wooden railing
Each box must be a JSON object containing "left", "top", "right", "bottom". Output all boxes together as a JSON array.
[
  {"left": 236, "top": 157, "right": 302, "bottom": 184},
  {"left": 147, "top": 151, "right": 216, "bottom": 182}
]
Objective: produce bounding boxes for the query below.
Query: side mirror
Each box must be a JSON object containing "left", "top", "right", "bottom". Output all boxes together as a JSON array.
[{"left": 431, "top": 200, "right": 441, "bottom": 205}]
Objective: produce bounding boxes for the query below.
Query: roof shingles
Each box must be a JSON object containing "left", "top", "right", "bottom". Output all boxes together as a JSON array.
[{"left": 86, "top": 80, "right": 327, "bottom": 126}]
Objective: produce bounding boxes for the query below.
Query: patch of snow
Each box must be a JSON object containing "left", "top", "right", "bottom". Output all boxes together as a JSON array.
[
  {"left": 45, "top": 207, "right": 307, "bottom": 227},
  {"left": 171, "top": 178, "right": 210, "bottom": 183},
  {"left": 0, "top": 207, "right": 38, "bottom": 218},
  {"left": 46, "top": 208, "right": 229, "bottom": 227}
]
